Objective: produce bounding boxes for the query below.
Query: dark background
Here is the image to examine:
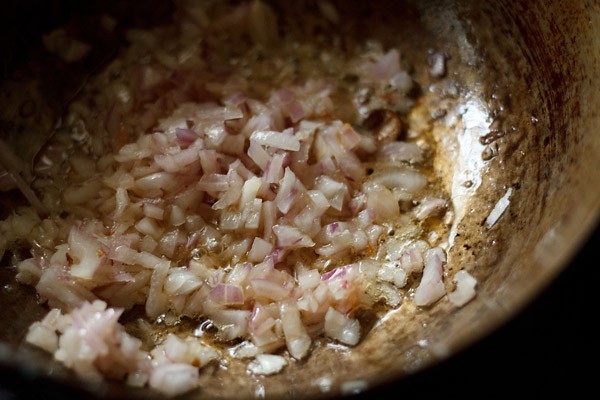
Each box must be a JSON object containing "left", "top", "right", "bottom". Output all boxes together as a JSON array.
[{"left": 1, "top": 226, "right": 597, "bottom": 399}]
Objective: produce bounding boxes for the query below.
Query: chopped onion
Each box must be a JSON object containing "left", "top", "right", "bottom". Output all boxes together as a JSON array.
[
  {"left": 369, "top": 166, "right": 427, "bottom": 194},
  {"left": 149, "top": 363, "right": 199, "bottom": 397},
  {"left": 248, "top": 237, "right": 274, "bottom": 262},
  {"left": 324, "top": 307, "right": 360, "bottom": 346},
  {"left": 247, "top": 354, "right": 287, "bottom": 375},
  {"left": 3, "top": 3, "right": 462, "bottom": 393},
  {"left": 376, "top": 141, "right": 423, "bottom": 164},
  {"left": 250, "top": 278, "right": 292, "bottom": 301},
  {"left": 365, "top": 183, "right": 400, "bottom": 222},
  {"left": 414, "top": 247, "right": 446, "bottom": 306},
  {"left": 250, "top": 130, "right": 300, "bottom": 151},
  {"left": 164, "top": 268, "right": 203, "bottom": 296},
  {"left": 448, "top": 270, "right": 477, "bottom": 307},
  {"left": 68, "top": 227, "right": 105, "bottom": 280},
  {"left": 26, "top": 321, "right": 59, "bottom": 353},
  {"left": 197, "top": 173, "right": 229, "bottom": 192},
  {"left": 486, "top": 187, "right": 513, "bottom": 228},
  {"left": 415, "top": 198, "right": 447, "bottom": 220},
  {"left": 273, "top": 225, "right": 315, "bottom": 249},
  {"left": 369, "top": 49, "right": 401, "bottom": 82},
  {"left": 208, "top": 283, "right": 245, "bottom": 305},
  {"left": 280, "top": 300, "right": 311, "bottom": 359}
]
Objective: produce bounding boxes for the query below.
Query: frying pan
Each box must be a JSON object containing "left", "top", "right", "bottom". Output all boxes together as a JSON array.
[{"left": 1, "top": 0, "right": 599, "bottom": 398}]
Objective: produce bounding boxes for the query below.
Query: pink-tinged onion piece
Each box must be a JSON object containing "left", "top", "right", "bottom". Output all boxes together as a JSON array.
[
  {"left": 248, "top": 237, "right": 274, "bottom": 262},
  {"left": 280, "top": 300, "right": 311, "bottom": 359},
  {"left": 370, "top": 166, "right": 427, "bottom": 194},
  {"left": 164, "top": 268, "right": 203, "bottom": 296},
  {"left": 415, "top": 197, "right": 447, "bottom": 221},
  {"left": 175, "top": 128, "right": 199, "bottom": 146},
  {"left": 247, "top": 354, "right": 287, "bottom": 375},
  {"left": 273, "top": 225, "right": 315, "bottom": 249},
  {"left": 363, "top": 49, "right": 401, "bottom": 83},
  {"left": 247, "top": 141, "right": 271, "bottom": 170},
  {"left": 414, "top": 247, "right": 446, "bottom": 306},
  {"left": 28, "top": 301, "right": 150, "bottom": 385},
  {"left": 208, "top": 283, "right": 245, "bottom": 305},
  {"left": 274, "top": 89, "right": 306, "bottom": 123},
  {"left": 249, "top": 302, "right": 281, "bottom": 348}
]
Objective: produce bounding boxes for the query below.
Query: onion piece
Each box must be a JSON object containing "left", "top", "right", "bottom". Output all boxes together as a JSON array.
[
  {"left": 26, "top": 320, "right": 59, "bottom": 353},
  {"left": 149, "top": 363, "right": 199, "bottom": 397},
  {"left": 164, "top": 268, "right": 203, "bottom": 296},
  {"left": 274, "top": 89, "right": 306, "bottom": 123},
  {"left": 338, "top": 123, "right": 363, "bottom": 151},
  {"left": 415, "top": 197, "right": 447, "bottom": 220},
  {"left": 369, "top": 166, "right": 427, "bottom": 194},
  {"left": 175, "top": 128, "right": 199, "bottom": 146},
  {"left": 324, "top": 307, "right": 360, "bottom": 346},
  {"left": 364, "top": 183, "right": 400, "bottom": 222},
  {"left": 250, "top": 278, "right": 292, "bottom": 301},
  {"left": 198, "top": 149, "right": 220, "bottom": 175},
  {"left": 247, "top": 354, "right": 287, "bottom": 375},
  {"left": 248, "top": 237, "right": 274, "bottom": 263},
  {"left": 280, "top": 300, "right": 311, "bottom": 360},
  {"left": 428, "top": 51, "right": 447, "bottom": 78},
  {"left": 145, "top": 260, "right": 171, "bottom": 319},
  {"left": 314, "top": 176, "right": 347, "bottom": 211},
  {"left": 208, "top": 308, "right": 251, "bottom": 341},
  {"left": 273, "top": 225, "right": 315, "bottom": 249},
  {"left": 228, "top": 341, "right": 260, "bottom": 359},
  {"left": 414, "top": 247, "right": 446, "bottom": 306},
  {"left": 448, "top": 270, "right": 477, "bottom": 307},
  {"left": 486, "top": 187, "right": 513, "bottom": 228},
  {"left": 197, "top": 173, "right": 229, "bottom": 192},
  {"left": 208, "top": 283, "right": 245, "bottom": 305},
  {"left": 376, "top": 141, "right": 423, "bottom": 164},
  {"left": 68, "top": 227, "right": 106, "bottom": 280},
  {"left": 263, "top": 153, "right": 285, "bottom": 184},
  {"left": 249, "top": 302, "right": 281, "bottom": 347},
  {"left": 247, "top": 141, "right": 271, "bottom": 170},
  {"left": 366, "top": 49, "right": 401, "bottom": 82},
  {"left": 273, "top": 167, "right": 301, "bottom": 214},
  {"left": 250, "top": 130, "right": 300, "bottom": 151}
]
